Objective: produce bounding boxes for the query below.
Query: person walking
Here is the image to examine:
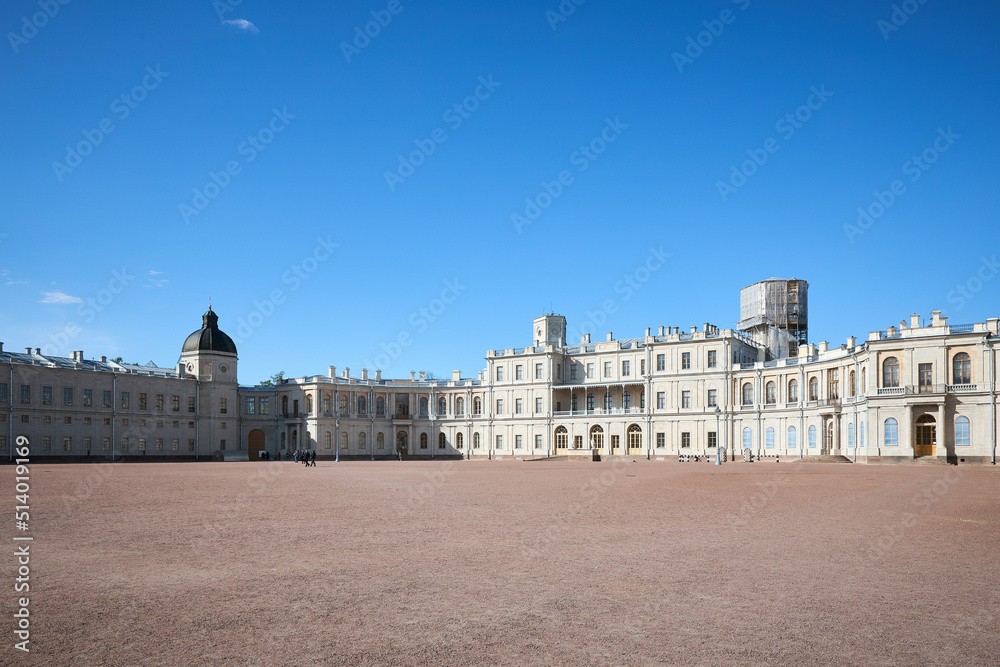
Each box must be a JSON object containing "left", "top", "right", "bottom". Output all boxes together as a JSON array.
[{"left": 310, "top": 449, "right": 316, "bottom": 467}]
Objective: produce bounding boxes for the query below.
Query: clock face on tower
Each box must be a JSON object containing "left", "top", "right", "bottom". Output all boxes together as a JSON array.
[{"left": 220, "top": 365, "right": 228, "bottom": 373}]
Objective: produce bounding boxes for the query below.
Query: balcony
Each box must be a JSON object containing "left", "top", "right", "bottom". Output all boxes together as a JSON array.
[
  {"left": 947, "top": 383, "right": 978, "bottom": 393},
  {"left": 877, "top": 387, "right": 906, "bottom": 397}
]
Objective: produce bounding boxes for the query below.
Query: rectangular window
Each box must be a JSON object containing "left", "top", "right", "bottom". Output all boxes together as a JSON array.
[
  {"left": 708, "top": 432, "right": 717, "bottom": 448},
  {"left": 496, "top": 435, "right": 503, "bottom": 449},
  {"left": 919, "top": 363, "right": 933, "bottom": 392},
  {"left": 515, "top": 365, "right": 523, "bottom": 381},
  {"left": 155, "top": 438, "right": 163, "bottom": 452},
  {"left": 586, "top": 363, "right": 595, "bottom": 379},
  {"left": 0, "top": 383, "right": 6, "bottom": 403},
  {"left": 535, "top": 363, "right": 543, "bottom": 380},
  {"left": 515, "top": 435, "right": 523, "bottom": 449},
  {"left": 42, "top": 386, "right": 52, "bottom": 405},
  {"left": 43, "top": 415, "right": 51, "bottom": 424},
  {"left": 122, "top": 418, "right": 128, "bottom": 426},
  {"left": 63, "top": 387, "right": 73, "bottom": 405},
  {"left": 103, "top": 390, "right": 112, "bottom": 408},
  {"left": 496, "top": 399, "right": 503, "bottom": 414},
  {"left": 245, "top": 397, "right": 255, "bottom": 415},
  {"left": 0, "top": 436, "right": 6, "bottom": 452},
  {"left": 220, "top": 422, "right": 226, "bottom": 430},
  {"left": 604, "top": 362, "right": 612, "bottom": 378},
  {"left": 155, "top": 394, "right": 164, "bottom": 411},
  {"left": 138, "top": 438, "right": 146, "bottom": 452},
  {"left": 681, "top": 390, "right": 691, "bottom": 408},
  {"left": 103, "top": 437, "right": 110, "bottom": 452},
  {"left": 708, "top": 350, "right": 717, "bottom": 368},
  {"left": 220, "top": 398, "right": 227, "bottom": 414},
  {"left": 138, "top": 393, "right": 147, "bottom": 410},
  {"left": 260, "top": 397, "right": 269, "bottom": 415},
  {"left": 42, "top": 437, "right": 51, "bottom": 451},
  {"left": 496, "top": 367, "right": 504, "bottom": 381},
  {"left": 640, "top": 359, "right": 646, "bottom": 375},
  {"left": 188, "top": 439, "right": 195, "bottom": 452},
  {"left": 574, "top": 435, "right": 583, "bottom": 448},
  {"left": 121, "top": 391, "right": 130, "bottom": 409},
  {"left": 681, "top": 432, "right": 691, "bottom": 448},
  {"left": 656, "top": 354, "right": 665, "bottom": 372},
  {"left": 570, "top": 365, "right": 578, "bottom": 381},
  {"left": 21, "top": 385, "right": 30, "bottom": 404},
  {"left": 103, "top": 418, "right": 111, "bottom": 425},
  {"left": 172, "top": 439, "right": 179, "bottom": 451},
  {"left": 172, "top": 395, "right": 180, "bottom": 411},
  {"left": 611, "top": 435, "right": 619, "bottom": 450},
  {"left": 220, "top": 440, "right": 226, "bottom": 451},
  {"left": 535, "top": 435, "right": 543, "bottom": 449},
  {"left": 707, "top": 389, "right": 717, "bottom": 407},
  {"left": 515, "top": 398, "right": 523, "bottom": 414},
  {"left": 121, "top": 436, "right": 129, "bottom": 452},
  {"left": 656, "top": 433, "right": 665, "bottom": 448},
  {"left": 83, "top": 388, "right": 92, "bottom": 407},
  {"left": 656, "top": 392, "right": 665, "bottom": 409},
  {"left": 828, "top": 370, "right": 839, "bottom": 399},
  {"left": 63, "top": 437, "right": 72, "bottom": 451},
  {"left": 681, "top": 352, "right": 691, "bottom": 370},
  {"left": 535, "top": 397, "right": 543, "bottom": 413},
  {"left": 64, "top": 416, "right": 72, "bottom": 424},
  {"left": 188, "top": 397, "right": 195, "bottom": 413},
  {"left": 622, "top": 360, "right": 630, "bottom": 376}
]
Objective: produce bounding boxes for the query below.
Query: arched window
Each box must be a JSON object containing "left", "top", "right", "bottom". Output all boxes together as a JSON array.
[
  {"left": 438, "top": 432, "right": 446, "bottom": 449},
  {"left": 456, "top": 397, "right": 465, "bottom": 415},
  {"left": 742, "top": 383, "right": 753, "bottom": 406},
  {"left": 419, "top": 397, "right": 428, "bottom": 416},
  {"left": 742, "top": 427, "right": 752, "bottom": 449},
  {"left": 627, "top": 424, "right": 641, "bottom": 449},
  {"left": 589, "top": 425, "right": 603, "bottom": 448},
  {"left": 766, "top": 427, "right": 775, "bottom": 448},
  {"left": 324, "top": 432, "right": 332, "bottom": 449},
  {"left": 306, "top": 394, "right": 313, "bottom": 413},
  {"left": 623, "top": 391, "right": 631, "bottom": 410},
  {"left": 586, "top": 393, "right": 595, "bottom": 411},
  {"left": 438, "top": 397, "right": 447, "bottom": 415},
  {"left": 859, "top": 422, "right": 865, "bottom": 448},
  {"left": 861, "top": 367, "right": 866, "bottom": 393},
  {"left": 555, "top": 426, "right": 568, "bottom": 449},
  {"left": 473, "top": 432, "right": 480, "bottom": 449},
  {"left": 809, "top": 377, "right": 819, "bottom": 401},
  {"left": 604, "top": 392, "right": 612, "bottom": 411},
  {"left": 848, "top": 423, "right": 855, "bottom": 448},
  {"left": 883, "top": 358, "right": 900, "bottom": 388},
  {"left": 788, "top": 379, "right": 798, "bottom": 403},
  {"left": 884, "top": 418, "right": 898, "bottom": 446},
  {"left": 340, "top": 431, "right": 348, "bottom": 450},
  {"left": 473, "top": 397, "right": 482, "bottom": 415},
  {"left": 358, "top": 432, "right": 366, "bottom": 449},
  {"left": 456, "top": 432, "right": 464, "bottom": 449},
  {"left": 322, "top": 393, "right": 331, "bottom": 413},
  {"left": 809, "top": 425, "right": 817, "bottom": 448},
  {"left": 953, "top": 353, "right": 971, "bottom": 384},
  {"left": 788, "top": 426, "right": 797, "bottom": 448},
  {"left": 281, "top": 395, "right": 288, "bottom": 414},
  {"left": 956, "top": 416, "right": 970, "bottom": 446},
  {"left": 765, "top": 382, "right": 776, "bottom": 404},
  {"left": 377, "top": 432, "right": 384, "bottom": 449},
  {"left": 849, "top": 370, "right": 856, "bottom": 397},
  {"left": 376, "top": 396, "right": 385, "bottom": 416},
  {"left": 357, "top": 397, "right": 366, "bottom": 415},
  {"left": 420, "top": 432, "right": 428, "bottom": 449},
  {"left": 339, "top": 395, "right": 348, "bottom": 413}
]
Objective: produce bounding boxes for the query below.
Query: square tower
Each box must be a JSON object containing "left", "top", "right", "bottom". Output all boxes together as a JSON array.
[{"left": 533, "top": 314, "right": 566, "bottom": 347}]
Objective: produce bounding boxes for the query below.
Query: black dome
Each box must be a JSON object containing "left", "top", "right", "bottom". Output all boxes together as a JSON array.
[{"left": 182, "top": 307, "right": 237, "bottom": 355}]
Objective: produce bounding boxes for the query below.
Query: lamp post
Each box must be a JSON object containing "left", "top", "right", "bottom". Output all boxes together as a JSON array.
[{"left": 714, "top": 406, "right": 722, "bottom": 465}]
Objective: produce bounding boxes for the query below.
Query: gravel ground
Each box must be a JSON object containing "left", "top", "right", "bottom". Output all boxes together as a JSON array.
[{"left": 7, "top": 459, "right": 1000, "bottom": 666}]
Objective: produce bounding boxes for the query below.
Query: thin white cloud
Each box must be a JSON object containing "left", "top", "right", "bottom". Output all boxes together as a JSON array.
[
  {"left": 40, "top": 291, "right": 83, "bottom": 304},
  {"left": 146, "top": 279, "right": 169, "bottom": 289},
  {"left": 149, "top": 270, "right": 164, "bottom": 276},
  {"left": 223, "top": 19, "right": 259, "bottom": 34}
]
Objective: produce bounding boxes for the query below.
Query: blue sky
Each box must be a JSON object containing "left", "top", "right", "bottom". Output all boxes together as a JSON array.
[{"left": 2, "top": 0, "right": 998, "bottom": 384}]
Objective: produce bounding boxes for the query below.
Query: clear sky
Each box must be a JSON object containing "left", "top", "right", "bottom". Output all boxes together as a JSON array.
[{"left": 2, "top": 0, "right": 998, "bottom": 384}]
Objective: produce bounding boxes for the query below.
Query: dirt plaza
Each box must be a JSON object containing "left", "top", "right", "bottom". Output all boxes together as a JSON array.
[{"left": 9, "top": 459, "right": 1000, "bottom": 665}]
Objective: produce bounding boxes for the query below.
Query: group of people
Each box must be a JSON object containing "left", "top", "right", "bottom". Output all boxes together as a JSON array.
[
  {"left": 257, "top": 451, "right": 279, "bottom": 461},
  {"left": 294, "top": 449, "right": 317, "bottom": 466}
]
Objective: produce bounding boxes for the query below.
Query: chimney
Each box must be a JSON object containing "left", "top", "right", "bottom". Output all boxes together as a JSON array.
[
  {"left": 987, "top": 317, "right": 999, "bottom": 334},
  {"left": 910, "top": 314, "right": 921, "bottom": 329},
  {"left": 818, "top": 341, "right": 829, "bottom": 353},
  {"left": 931, "top": 310, "right": 945, "bottom": 327},
  {"left": 645, "top": 327, "right": 651, "bottom": 337},
  {"left": 34, "top": 348, "right": 41, "bottom": 355},
  {"left": 887, "top": 326, "right": 897, "bottom": 337},
  {"left": 410, "top": 371, "right": 416, "bottom": 381},
  {"left": 100, "top": 356, "right": 107, "bottom": 363},
  {"left": 343, "top": 367, "right": 350, "bottom": 378},
  {"left": 846, "top": 336, "right": 856, "bottom": 348},
  {"left": 674, "top": 327, "right": 681, "bottom": 335},
  {"left": 25, "top": 348, "right": 32, "bottom": 354},
  {"left": 658, "top": 326, "right": 665, "bottom": 336},
  {"left": 689, "top": 326, "right": 697, "bottom": 334},
  {"left": 419, "top": 370, "right": 426, "bottom": 381},
  {"left": 606, "top": 332, "right": 613, "bottom": 342},
  {"left": 375, "top": 370, "right": 382, "bottom": 381},
  {"left": 703, "top": 323, "right": 710, "bottom": 332},
  {"left": 362, "top": 369, "right": 368, "bottom": 380},
  {"left": 329, "top": 366, "right": 336, "bottom": 378},
  {"left": 581, "top": 333, "right": 590, "bottom": 343},
  {"left": 452, "top": 370, "right": 461, "bottom": 382}
]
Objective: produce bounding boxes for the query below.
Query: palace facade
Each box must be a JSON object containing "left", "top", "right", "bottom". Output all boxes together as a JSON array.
[{"left": 3, "top": 288, "right": 998, "bottom": 464}]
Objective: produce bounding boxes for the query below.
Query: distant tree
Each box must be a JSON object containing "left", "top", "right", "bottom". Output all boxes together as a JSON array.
[
  {"left": 110, "top": 357, "right": 139, "bottom": 365},
  {"left": 259, "top": 371, "right": 285, "bottom": 387},
  {"left": 425, "top": 372, "right": 437, "bottom": 380}
]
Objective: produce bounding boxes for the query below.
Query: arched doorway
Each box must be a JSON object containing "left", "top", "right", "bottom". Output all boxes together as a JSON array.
[
  {"left": 915, "top": 414, "right": 936, "bottom": 456},
  {"left": 247, "top": 429, "right": 266, "bottom": 460},
  {"left": 589, "top": 425, "right": 604, "bottom": 450},
  {"left": 627, "top": 424, "right": 642, "bottom": 452},
  {"left": 554, "top": 426, "right": 568, "bottom": 450},
  {"left": 396, "top": 430, "right": 408, "bottom": 456}
]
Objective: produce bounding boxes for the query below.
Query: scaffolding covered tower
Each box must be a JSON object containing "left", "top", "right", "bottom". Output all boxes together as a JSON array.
[{"left": 737, "top": 278, "right": 808, "bottom": 358}]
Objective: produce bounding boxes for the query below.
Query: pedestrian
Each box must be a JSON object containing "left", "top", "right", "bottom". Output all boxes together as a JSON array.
[{"left": 310, "top": 450, "right": 316, "bottom": 466}]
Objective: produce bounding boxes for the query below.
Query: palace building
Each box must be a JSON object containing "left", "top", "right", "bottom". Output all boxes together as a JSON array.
[{"left": 3, "top": 280, "right": 997, "bottom": 464}]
